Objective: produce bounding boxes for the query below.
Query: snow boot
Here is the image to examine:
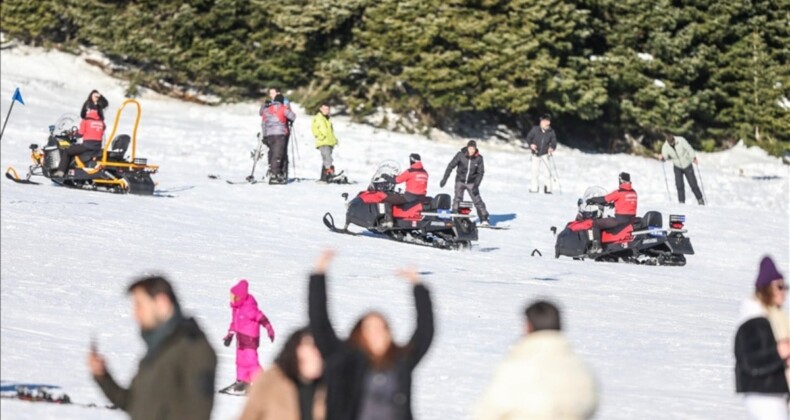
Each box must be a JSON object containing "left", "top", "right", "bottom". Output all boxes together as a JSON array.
[
  {"left": 480, "top": 219, "right": 490, "bottom": 227},
  {"left": 544, "top": 186, "right": 552, "bottom": 194},
  {"left": 698, "top": 198, "right": 705, "bottom": 205},
  {"left": 589, "top": 240, "right": 603, "bottom": 254}
]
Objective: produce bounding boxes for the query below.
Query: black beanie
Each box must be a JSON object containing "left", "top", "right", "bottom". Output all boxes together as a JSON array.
[
  {"left": 409, "top": 153, "right": 421, "bottom": 164},
  {"left": 467, "top": 140, "right": 477, "bottom": 148},
  {"left": 619, "top": 172, "right": 631, "bottom": 183}
]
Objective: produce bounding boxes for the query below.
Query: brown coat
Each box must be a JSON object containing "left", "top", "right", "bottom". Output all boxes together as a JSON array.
[{"left": 240, "top": 366, "right": 326, "bottom": 420}]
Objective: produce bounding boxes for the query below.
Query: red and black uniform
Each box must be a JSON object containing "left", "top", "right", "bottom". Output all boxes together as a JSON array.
[
  {"left": 57, "top": 97, "right": 108, "bottom": 175},
  {"left": 589, "top": 182, "right": 638, "bottom": 241},
  {"left": 395, "top": 161, "right": 428, "bottom": 199}
]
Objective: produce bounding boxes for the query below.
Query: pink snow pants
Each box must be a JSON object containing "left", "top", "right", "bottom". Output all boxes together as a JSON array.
[{"left": 235, "top": 348, "right": 262, "bottom": 383}]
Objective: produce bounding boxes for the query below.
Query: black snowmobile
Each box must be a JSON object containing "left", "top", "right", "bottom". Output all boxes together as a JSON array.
[
  {"left": 323, "top": 161, "right": 478, "bottom": 250},
  {"left": 5, "top": 99, "right": 158, "bottom": 195},
  {"left": 553, "top": 187, "right": 695, "bottom": 266}
]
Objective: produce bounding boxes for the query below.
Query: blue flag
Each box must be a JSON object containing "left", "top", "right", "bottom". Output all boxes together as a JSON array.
[{"left": 12, "top": 88, "right": 24, "bottom": 106}]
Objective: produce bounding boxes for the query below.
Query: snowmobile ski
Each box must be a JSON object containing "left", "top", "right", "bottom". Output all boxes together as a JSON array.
[
  {"left": 5, "top": 167, "right": 40, "bottom": 185},
  {"left": 322, "top": 212, "right": 357, "bottom": 235}
]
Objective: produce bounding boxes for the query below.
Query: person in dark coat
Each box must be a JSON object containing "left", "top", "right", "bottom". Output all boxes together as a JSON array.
[
  {"left": 524, "top": 114, "right": 557, "bottom": 194},
  {"left": 735, "top": 256, "right": 790, "bottom": 419},
  {"left": 308, "top": 250, "right": 434, "bottom": 420},
  {"left": 88, "top": 276, "right": 217, "bottom": 420},
  {"left": 440, "top": 140, "right": 490, "bottom": 226}
]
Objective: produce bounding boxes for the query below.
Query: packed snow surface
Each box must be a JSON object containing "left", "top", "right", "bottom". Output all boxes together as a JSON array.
[{"left": 1, "top": 47, "right": 789, "bottom": 419}]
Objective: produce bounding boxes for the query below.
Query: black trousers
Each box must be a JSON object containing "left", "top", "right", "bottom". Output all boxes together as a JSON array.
[
  {"left": 58, "top": 141, "right": 102, "bottom": 173},
  {"left": 266, "top": 135, "right": 288, "bottom": 176},
  {"left": 674, "top": 165, "right": 703, "bottom": 203},
  {"left": 453, "top": 182, "right": 489, "bottom": 219}
]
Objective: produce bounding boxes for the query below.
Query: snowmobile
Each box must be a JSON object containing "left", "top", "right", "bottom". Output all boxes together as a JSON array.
[
  {"left": 5, "top": 99, "right": 158, "bottom": 195},
  {"left": 553, "top": 186, "right": 694, "bottom": 266},
  {"left": 322, "top": 161, "right": 478, "bottom": 250}
]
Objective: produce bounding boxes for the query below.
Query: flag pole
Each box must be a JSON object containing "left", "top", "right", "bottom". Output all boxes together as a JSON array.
[
  {"left": 0, "top": 101, "right": 16, "bottom": 142},
  {"left": 0, "top": 88, "right": 25, "bottom": 142}
]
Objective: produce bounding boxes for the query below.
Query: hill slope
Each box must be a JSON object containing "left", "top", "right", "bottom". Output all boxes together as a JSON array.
[{"left": 1, "top": 46, "right": 788, "bottom": 419}]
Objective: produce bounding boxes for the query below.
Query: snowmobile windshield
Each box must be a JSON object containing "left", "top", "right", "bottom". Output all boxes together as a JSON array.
[
  {"left": 578, "top": 186, "right": 609, "bottom": 218},
  {"left": 54, "top": 114, "right": 80, "bottom": 136},
  {"left": 369, "top": 160, "right": 401, "bottom": 191}
]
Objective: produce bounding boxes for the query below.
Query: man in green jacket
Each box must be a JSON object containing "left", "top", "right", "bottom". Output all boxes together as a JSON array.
[
  {"left": 88, "top": 276, "right": 217, "bottom": 420},
  {"left": 659, "top": 133, "right": 705, "bottom": 205},
  {"left": 312, "top": 103, "right": 339, "bottom": 182}
]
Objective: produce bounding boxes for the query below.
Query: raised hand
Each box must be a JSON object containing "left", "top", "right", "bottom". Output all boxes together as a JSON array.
[
  {"left": 313, "top": 249, "right": 336, "bottom": 274},
  {"left": 396, "top": 268, "right": 421, "bottom": 285}
]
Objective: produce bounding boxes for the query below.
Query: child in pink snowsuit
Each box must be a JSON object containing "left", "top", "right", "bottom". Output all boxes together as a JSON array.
[{"left": 223, "top": 280, "right": 275, "bottom": 385}]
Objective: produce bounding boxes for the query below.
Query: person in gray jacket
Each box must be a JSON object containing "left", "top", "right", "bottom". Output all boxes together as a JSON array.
[
  {"left": 260, "top": 94, "right": 296, "bottom": 184},
  {"left": 658, "top": 133, "right": 704, "bottom": 205}
]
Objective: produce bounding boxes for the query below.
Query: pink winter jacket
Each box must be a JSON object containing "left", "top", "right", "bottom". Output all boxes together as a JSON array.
[{"left": 229, "top": 280, "right": 275, "bottom": 341}]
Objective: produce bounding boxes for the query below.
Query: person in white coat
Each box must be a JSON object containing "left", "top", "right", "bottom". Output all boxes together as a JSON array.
[{"left": 474, "top": 300, "right": 598, "bottom": 420}]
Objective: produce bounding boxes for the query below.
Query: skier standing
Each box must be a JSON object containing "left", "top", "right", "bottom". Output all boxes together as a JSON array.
[
  {"left": 658, "top": 133, "right": 705, "bottom": 205},
  {"left": 585, "top": 172, "right": 637, "bottom": 253},
  {"left": 223, "top": 279, "right": 275, "bottom": 394},
  {"left": 524, "top": 114, "right": 557, "bottom": 194},
  {"left": 474, "top": 300, "right": 598, "bottom": 419},
  {"left": 312, "top": 103, "right": 338, "bottom": 182},
  {"left": 735, "top": 256, "right": 790, "bottom": 419},
  {"left": 260, "top": 94, "right": 296, "bottom": 184},
  {"left": 440, "top": 140, "right": 490, "bottom": 226},
  {"left": 54, "top": 90, "right": 108, "bottom": 177}
]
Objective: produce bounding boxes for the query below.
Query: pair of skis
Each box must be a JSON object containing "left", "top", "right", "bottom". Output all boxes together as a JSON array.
[{"left": 0, "top": 383, "right": 116, "bottom": 409}]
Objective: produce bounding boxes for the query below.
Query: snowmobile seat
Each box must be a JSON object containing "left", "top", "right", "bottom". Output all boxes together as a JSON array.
[
  {"left": 632, "top": 211, "right": 662, "bottom": 230},
  {"left": 106, "top": 135, "right": 131, "bottom": 162},
  {"left": 602, "top": 223, "right": 631, "bottom": 235},
  {"left": 77, "top": 148, "right": 102, "bottom": 167},
  {"left": 428, "top": 194, "right": 452, "bottom": 211}
]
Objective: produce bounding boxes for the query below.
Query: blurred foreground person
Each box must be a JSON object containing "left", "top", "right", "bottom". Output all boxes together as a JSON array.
[
  {"left": 735, "top": 256, "right": 790, "bottom": 419},
  {"left": 240, "top": 327, "right": 325, "bottom": 420},
  {"left": 474, "top": 300, "right": 597, "bottom": 420},
  {"left": 88, "top": 276, "right": 217, "bottom": 420},
  {"left": 309, "top": 250, "right": 434, "bottom": 420}
]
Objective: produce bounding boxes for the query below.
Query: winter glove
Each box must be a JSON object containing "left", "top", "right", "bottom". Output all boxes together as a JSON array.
[
  {"left": 439, "top": 179, "right": 447, "bottom": 188},
  {"left": 223, "top": 333, "right": 234, "bottom": 347}
]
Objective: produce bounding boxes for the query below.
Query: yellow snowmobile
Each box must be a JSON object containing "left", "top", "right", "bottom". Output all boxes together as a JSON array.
[{"left": 5, "top": 99, "right": 159, "bottom": 195}]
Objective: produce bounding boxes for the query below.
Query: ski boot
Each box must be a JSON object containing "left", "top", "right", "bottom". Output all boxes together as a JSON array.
[
  {"left": 698, "top": 198, "right": 705, "bottom": 205},
  {"left": 479, "top": 217, "right": 490, "bottom": 227},
  {"left": 544, "top": 185, "right": 552, "bottom": 194}
]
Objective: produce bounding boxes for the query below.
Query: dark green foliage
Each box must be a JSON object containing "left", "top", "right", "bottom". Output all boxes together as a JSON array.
[{"left": 1, "top": 0, "right": 787, "bottom": 154}]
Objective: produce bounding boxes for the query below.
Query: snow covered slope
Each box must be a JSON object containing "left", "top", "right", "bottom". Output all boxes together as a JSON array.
[{"left": 1, "top": 46, "right": 788, "bottom": 419}]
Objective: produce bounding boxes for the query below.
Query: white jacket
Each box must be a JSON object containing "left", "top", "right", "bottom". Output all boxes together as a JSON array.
[{"left": 474, "top": 331, "right": 598, "bottom": 420}]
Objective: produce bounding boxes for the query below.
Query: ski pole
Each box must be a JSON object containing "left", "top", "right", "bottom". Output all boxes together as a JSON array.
[
  {"left": 289, "top": 125, "right": 297, "bottom": 178},
  {"left": 549, "top": 155, "right": 562, "bottom": 194},
  {"left": 247, "top": 134, "right": 264, "bottom": 182},
  {"left": 695, "top": 161, "right": 708, "bottom": 204},
  {"left": 661, "top": 161, "right": 672, "bottom": 202}
]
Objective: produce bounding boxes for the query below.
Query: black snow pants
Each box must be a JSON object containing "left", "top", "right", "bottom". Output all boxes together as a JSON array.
[
  {"left": 58, "top": 141, "right": 102, "bottom": 173},
  {"left": 267, "top": 135, "right": 288, "bottom": 177},
  {"left": 674, "top": 165, "right": 703, "bottom": 203},
  {"left": 453, "top": 181, "right": 489, "bottom": 220}
]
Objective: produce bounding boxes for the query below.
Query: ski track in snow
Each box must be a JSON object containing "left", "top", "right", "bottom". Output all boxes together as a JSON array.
[{"left": 1, "top": 46, "right": 789, "bottom": 419}]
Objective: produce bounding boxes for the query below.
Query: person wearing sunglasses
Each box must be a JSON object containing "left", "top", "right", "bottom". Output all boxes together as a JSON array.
[{"left": 735, "top": 256, "right": 790, "bottom": 419}]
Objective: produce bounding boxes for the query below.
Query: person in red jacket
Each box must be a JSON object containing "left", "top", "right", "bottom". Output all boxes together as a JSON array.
[
  {"left": 380, "top": 154, "right": 429, "bottom": 229},
  {"left": 586, "top": 172, "right": 638, "bottom": 253},
  {"left": 54, "top": 90, "right": 108, "bottom": 177}
]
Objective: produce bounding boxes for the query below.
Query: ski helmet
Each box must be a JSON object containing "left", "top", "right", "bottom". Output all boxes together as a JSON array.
[
  {"left": 409, "top": 153, "right": 421, "bottom": 164},
  {"left": 619, "top": 172, "right": 631, "bottom": 184}
]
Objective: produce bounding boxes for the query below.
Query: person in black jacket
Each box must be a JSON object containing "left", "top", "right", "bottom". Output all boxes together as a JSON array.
[
  {"left": 440, "top": 140, "right": 490, "bottom": 226},
  {"left": 734, "top": 256, "right": 790, "bottom": 419},
  {"left": 524, "top": 114, "right": 557, "bottom": 194},
  {"left": 308, "top": 250, "right": 434, "bottom": 420}
]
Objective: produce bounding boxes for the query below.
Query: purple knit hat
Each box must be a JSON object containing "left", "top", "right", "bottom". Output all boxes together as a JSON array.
[{"left": 755, "top": 256, "right": 784, "bottom": 289}]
